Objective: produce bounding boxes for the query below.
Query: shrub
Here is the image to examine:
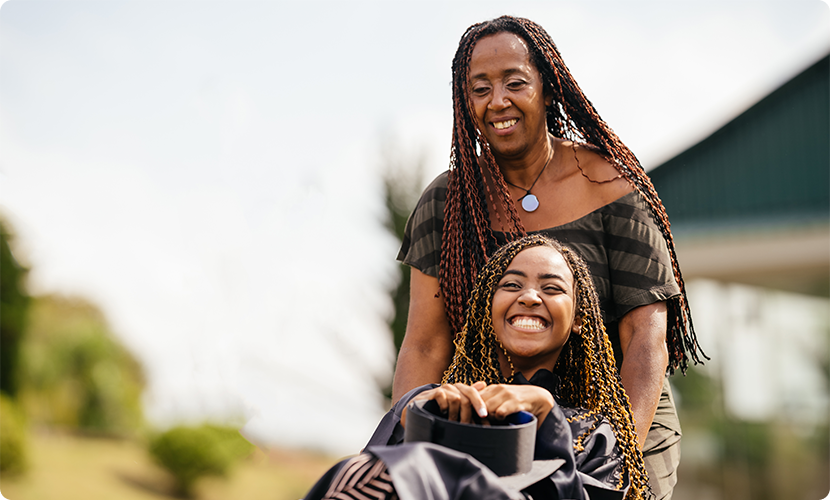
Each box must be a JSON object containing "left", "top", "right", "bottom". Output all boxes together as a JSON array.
[
  {"left": 148, "top": 424, "right": 253, "bottom": 496},
  {"left": 0, "top": 394, "right": 28, "bottom": 475}
]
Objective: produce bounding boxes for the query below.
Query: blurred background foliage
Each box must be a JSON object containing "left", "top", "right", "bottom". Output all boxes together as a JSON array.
[
  {"left": 1, "top": 217, "right": 30, "bottom": 399},
  {"left": 19, "top": 294, "right": 145, "bottom": 435},
  {"left": 672, "top": 357, "right": 829, "bottom": 500},
  {"left": 0, "top": 218, "right": 31, "bottom": 475},
  {"left": 148, "top": 424, "right": 254, "bottom": 497},
  {"left": 380, "top": 136, "right": 426, "bottom": 401},
  {"left": 0, "top": 393, "right": 29, "bottom": 475},
  {"left": 0, "top": 217, "right": 264, "bottom": 498}
]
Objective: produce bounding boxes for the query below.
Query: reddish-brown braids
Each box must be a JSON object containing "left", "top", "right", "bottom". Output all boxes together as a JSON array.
[{"left": 440, "top": 15, "right": 706, "bottom": 374}]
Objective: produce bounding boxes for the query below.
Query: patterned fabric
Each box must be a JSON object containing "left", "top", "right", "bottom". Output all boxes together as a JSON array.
[{"left": 323, "top": 453, "right": 398, "bottom": 500}]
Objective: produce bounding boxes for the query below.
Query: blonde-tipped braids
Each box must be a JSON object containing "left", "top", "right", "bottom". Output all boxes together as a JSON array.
[{"left": 442, "top": 234, "right": 650, "bottom": 500}]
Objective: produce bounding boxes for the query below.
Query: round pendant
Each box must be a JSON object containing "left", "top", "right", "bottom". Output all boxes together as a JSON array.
[{"left": 521, "top": 194, "right": 539, "bottom": 212}]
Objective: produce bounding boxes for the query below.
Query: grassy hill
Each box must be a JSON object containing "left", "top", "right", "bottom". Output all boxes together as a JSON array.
[{"left": 0, "top": 429, "right": 342, "bottom": 500}]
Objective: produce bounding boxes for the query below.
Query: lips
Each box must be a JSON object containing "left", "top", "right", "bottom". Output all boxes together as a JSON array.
[
  {"left": 492, "top": 118, "right": 518, "bottom": 130},
  {"left": 509, "top": 315, "right": 548, "bottom": 331}
]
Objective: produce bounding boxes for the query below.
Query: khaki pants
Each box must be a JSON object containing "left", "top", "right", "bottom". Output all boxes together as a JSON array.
[{"left": 642, "top": 377, "right": 683, "bottom": 500}]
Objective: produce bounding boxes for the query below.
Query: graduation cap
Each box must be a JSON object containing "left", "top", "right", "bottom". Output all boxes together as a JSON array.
[{"left": 404, "top": 399, "right": 563, "bottom": 491}]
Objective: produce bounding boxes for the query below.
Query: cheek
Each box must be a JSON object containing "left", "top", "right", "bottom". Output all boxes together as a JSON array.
[
  {"left": 471, "top": 98, "right": 487, "bottom": 124},
  {"left": 490, "top": 298, "right": 505, "bottom": 324}
]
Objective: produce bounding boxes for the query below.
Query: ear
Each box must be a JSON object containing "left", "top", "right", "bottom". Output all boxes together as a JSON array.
[
  {"left": 571, "top": 315, "right": 583, "bottom": 334},
  {"left": 544, "top": 92, "right": 553, "bottom": 107}
]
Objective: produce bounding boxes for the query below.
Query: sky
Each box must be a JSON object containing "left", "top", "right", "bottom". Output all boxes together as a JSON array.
[{"left": 1, "top": 0, "right": 828, "bottom": 455}]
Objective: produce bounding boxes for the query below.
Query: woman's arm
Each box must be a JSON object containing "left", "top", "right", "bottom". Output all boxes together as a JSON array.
[
  {"left": 391, "top": 269, "right": 454, "bottom": 403},
  {"left": 618, "top": 301, "right": 669, "bottom": 449}
]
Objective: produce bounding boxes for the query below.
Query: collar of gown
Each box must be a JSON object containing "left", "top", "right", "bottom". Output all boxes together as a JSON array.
[{"left": 511, "top": 368, "right": 559, "bottom": 395}]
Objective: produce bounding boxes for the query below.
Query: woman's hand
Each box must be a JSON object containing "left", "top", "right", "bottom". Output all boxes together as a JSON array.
[
  {"left": 402, "top": 382, "right": 488, "bottom": 427},
  {"left": 402, "top": 382, "right": 555, "bottom": 428},
  {"left": 478, "top": 384, "right": 555, "bottom": 427}
]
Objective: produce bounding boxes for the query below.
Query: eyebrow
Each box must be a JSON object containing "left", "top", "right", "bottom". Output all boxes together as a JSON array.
[
  {"left": 470, "top": 68, "right": 526, "bottom": 81},
  {"left": 502, "top": 270, "right": 566, "bottom": 281}
]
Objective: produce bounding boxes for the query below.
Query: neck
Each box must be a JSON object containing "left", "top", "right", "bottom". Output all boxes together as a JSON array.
[
  {"left": 497, "top": 135, "right": 554, "bottom": 188},
  {"left": 498, "top": 351, "right": 559, "bottom": 382}
]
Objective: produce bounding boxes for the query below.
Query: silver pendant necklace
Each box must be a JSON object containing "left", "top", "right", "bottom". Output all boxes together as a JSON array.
[{"left": 504, "top": 147, "right": 553, "bottom": 213}]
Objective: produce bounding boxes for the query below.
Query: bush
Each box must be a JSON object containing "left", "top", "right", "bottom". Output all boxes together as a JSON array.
[
  {"left": 148, "top": 424, "right": 253, "bottom": 496},
  {"left": 0, "top": 394, "right": 28, "bottom": 475}
]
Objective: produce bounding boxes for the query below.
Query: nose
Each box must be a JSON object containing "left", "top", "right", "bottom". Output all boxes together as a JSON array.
[
  {"left": 518, "top": 288, "right": 542, "bottom": 307},
  {"left": 487, "top": 84, "right": 511, "bottom": 111}
]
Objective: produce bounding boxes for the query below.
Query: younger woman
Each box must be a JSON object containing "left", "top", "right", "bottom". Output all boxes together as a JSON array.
[{"left": 306, "top": 235, "right": 649, "bottom": 500}]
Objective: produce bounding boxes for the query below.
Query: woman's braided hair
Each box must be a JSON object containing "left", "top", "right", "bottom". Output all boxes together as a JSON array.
[
  {"left": 442, "top": 234, "right": 650, "bottom": 500},
  {"left": 441, "top": 15, "right": 705, "bottom": 373}
]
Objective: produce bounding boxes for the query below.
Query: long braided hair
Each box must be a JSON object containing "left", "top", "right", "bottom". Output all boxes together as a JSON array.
[
  {"left": 443, "top": 234, "right": 650, "bottom": 500},
  {"left": 440, "top": 15, "right": 705, "bottom": 373}
]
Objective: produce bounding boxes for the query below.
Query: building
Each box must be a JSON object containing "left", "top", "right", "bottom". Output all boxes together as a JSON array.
[{"left": 650, "top": 54, "right": 829, "bottom": 297}]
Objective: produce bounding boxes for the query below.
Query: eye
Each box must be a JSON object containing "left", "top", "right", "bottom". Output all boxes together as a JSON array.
[
  {"left": 471, "top": 85, "right": 491, "bottom": 96},
  {"left": 506, "top": 80, "right": 527, "bottom": 90},
  {"left": 543, "top": 284, "right": 565, "bottom": 294},
  {"left": 498, "top": 280, "right": 521, "bottom": 290}
]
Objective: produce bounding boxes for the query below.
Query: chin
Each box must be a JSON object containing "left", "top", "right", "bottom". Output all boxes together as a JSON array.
[{"left": 488, "top": 141, "right": 529, "bottom": 159}]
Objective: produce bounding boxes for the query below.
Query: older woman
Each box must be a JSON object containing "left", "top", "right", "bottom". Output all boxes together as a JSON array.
[
  {"left": 307, "top": 235, "right": 650, "bottom": 500},
  {"left": 394, "top": 15, "right": 705, "bottom": 499}
]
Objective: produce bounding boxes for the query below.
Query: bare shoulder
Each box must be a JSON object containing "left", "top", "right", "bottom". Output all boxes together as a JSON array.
[{"left": 569, "top": 142, "right": 633, "bottom": 202}]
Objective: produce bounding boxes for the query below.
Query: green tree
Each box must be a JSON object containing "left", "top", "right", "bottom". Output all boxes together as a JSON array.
[
  {"left": 380, "top": 138, "right": 425, "bottom": 398},
  {"left": 0, "top": 218, "right": 30, "bottom": 398},
  {"left": 20, "top": 295, "right": 145, "bottom": 435}
]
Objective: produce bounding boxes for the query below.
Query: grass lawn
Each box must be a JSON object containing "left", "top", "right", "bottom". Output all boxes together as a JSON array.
[{"left": 0, "top": 429, "right": 343, "bottom": 500}]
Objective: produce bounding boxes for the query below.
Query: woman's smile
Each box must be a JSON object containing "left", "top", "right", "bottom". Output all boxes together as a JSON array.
[
  {"left": 493, "top": 118, "right": 519, "bottom": 131},
  {"left": 491, "top": 246, "right": 578, "bottom": 375},
  {"left": 509, "top": 315, "right": 548, "bottom": 331}
]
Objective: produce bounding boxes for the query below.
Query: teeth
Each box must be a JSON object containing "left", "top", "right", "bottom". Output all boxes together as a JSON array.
[
  {"left": 511, "top": 317, "right": 546, "bottom": 330},
  {"left": 493, "top": 119, "right": 517, "bottom": 130}
]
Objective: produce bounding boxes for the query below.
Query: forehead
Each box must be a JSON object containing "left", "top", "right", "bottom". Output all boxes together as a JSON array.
[
  {"left": 469, "top": 32, "right": 534, "bottom": 76},
  {"left": 506, "top": 246, "right": 574, "bottom": 282}
]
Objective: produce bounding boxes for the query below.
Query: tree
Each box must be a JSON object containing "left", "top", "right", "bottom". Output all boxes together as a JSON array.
[
  {"left": 20, "top": 295, "right": 145, "bottom": 435},
  {"left": 0, "top": 218, "right": 30, "bottom": 398},
  {"left": 380, "top": 138, "right": 426, "bottom": 398}
]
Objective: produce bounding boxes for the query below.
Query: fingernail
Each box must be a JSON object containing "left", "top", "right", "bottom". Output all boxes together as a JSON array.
[{"left": 478, "top": 407, "right": 488, "bottom": 418}]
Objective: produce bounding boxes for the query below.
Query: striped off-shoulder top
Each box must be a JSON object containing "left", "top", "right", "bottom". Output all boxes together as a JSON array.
[{"left": 397, "top": 170, "right": 681, "bottom": 340}]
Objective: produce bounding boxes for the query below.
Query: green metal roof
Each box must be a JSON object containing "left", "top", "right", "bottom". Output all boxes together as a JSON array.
[{"left": 649, "top": 54, "right": 829, "bottom": 232}]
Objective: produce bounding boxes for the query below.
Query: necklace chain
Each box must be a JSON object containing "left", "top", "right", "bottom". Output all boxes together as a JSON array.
[{"left": 503, "top": 142, "right": 554, "bottom": 212}]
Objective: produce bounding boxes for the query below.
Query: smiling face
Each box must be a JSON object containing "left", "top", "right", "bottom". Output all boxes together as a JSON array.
[
  {"left": 468, "top": 32, "right": 552, "bottom": 161},
  {"left": 491, "top": 245, "right": 578, "bottom": 378}
]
